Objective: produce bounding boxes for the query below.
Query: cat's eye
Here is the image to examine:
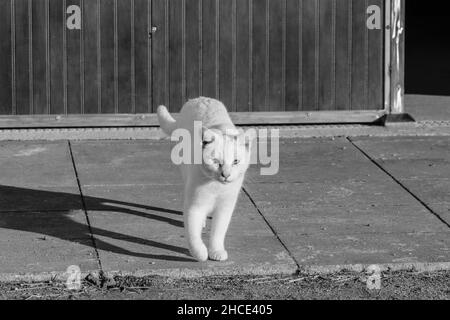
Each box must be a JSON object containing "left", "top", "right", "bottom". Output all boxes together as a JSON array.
[{"left": 233, "top": 159, "right": 240, "bottom": 165}]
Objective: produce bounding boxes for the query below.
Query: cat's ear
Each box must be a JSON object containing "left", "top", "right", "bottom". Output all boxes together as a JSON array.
[
  {"left": 224, "top": 128, "right": 241, "bottom": 137},
  {"left": 202, "top": 128, "right": 216, "bottom": 145},
  {"left": 243, "top": 137, "right": 252, "bottom": 151}
]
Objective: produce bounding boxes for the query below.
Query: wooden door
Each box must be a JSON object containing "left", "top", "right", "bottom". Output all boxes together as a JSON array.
[
  {"left": 0, "top": 0, "right": 153, "bottom": 116},
  {"left": 152, "top": 0, "right": 386, "bottom": 113}
]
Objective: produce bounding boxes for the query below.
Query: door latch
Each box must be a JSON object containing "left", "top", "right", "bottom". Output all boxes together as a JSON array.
[{"left": 149, "top": 26, "right": 157, "bottom": 38}]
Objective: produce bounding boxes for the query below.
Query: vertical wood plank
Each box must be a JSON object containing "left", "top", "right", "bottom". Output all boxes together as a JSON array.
[
  {"left": 28, "top": 0, "right": 33, "bottom": 114},
  {"left": 100, "top": 0, "right": 115, "bottom": 113},
  {"left": 285, "top": 0, "right": 299, "bottom": 111},
  {"left": 231, "top": 0, "right": 237, "bottom": 112},
  {"left": 113, "top": 0, "right": 118, "bottom": 113},
  {"left": 235, "top": 0, "right": 250, "bottom": 112},
  {"left": 80, "top": 0, "right": 84, "bottom": 114},
  {"left": 83, "top": 0, "right": 99, "bottom": 114},
  {"left": 335, "top": 0, "right": 350, "bottom": 110},
  {"left": 152, "top": 0, "right": 168, "bottom": 109},
  {"left": 66, "top": 0, "right": 81, "bottom": 114},
  {"left": 215, "top": 0, "right": 219, "bottom": 98},
  {"left": 318, "top": 0, "right": 334, "bottom": 110},
  {"left": 268, "top": 0, "right": 283, "bottom": 110},
  {"left": 134, "top": 0, "right": 150, "bottom": 113},
  {"left": 251, "top": 0, "right": 267, "bottom": 111},
  {"left": 11, "top": 0, "right": 16, "bottom": 114},
  {"left": 368, "top": 0, "right": 384, "bottom": 110},
  {"left": 219, "top": 0, "right": 233, "bottom": 109},
  {"left": 117, "top": 0, "right": 132, "bottom": 113},
  {"left": 351, "top": 0, "right": 367, "bottom": 110},
  {"left": 185, "top": 0, "right": 200, "bottom": 100},
  {"left": 201, "top": 0, "right": 216, "bottom": 98},
  {"left": 264, "top": 0, "right": 269, "bottom": 108},
  {"left": 248, "top": 0, "right": 253, "bottom": 110},
  {"left": 31, "top": 0, "right": 47, "bottom": 114},
  {"left": 181, "top": 0, "right": 186, "bottom": 104},
  {"left": 0, "top": 0, "right": 12, "bottom": 115},
  {"left": 302, "top": 0, "right": 316, "bottom": 111},
  {"left": 198, "top": 0, "right": 203, "bottom": 96},
  {"left": 45, "top": 0, "right": 50, "bottom": 114},
  {"left": 49, "top": 0, "right": 64, "bottom": 114},
  {"left": 14, "top": 0, "right": 30, "bottom": 114},
  {"left": 131, "top": 0, "right": 135, "bottom": 113},
  {"left": 169, "top": 0, "right": 183, "bottom": 111}
]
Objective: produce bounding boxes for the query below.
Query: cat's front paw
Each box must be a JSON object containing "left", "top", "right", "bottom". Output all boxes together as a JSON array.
[
  {"left": 208, "top": 249, "right": 228, "bottom": 261},
  {"left": 189, "top": 243, "right": 208, "bottom": 262}
]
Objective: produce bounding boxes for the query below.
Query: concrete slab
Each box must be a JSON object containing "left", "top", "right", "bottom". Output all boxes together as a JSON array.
[
  {"left": 1, "top": 135, "right": 449, "bottom": 280},
  {"left": 0, "top": 210, "right": 98, "bottom": 278},
  {"left": 282, "top": 232, "right": 450, "bottom": 266},
  {"left": 71, "top": 140, "right": 180, "bottom": 187},
  {"left": 428, "top": 203, "right": 450, "bottom": 225},
  {"left": 361, "top": 159, "right": 450, "bottom": 181},
  {"left": 246, "top": 138, "right": 387, "bottom": 184},
  {"left": 399, "top": 179, "right": 450, "bottom": 205},
  {"left": 81, "top": 185, "right": 297, "bottom": 276},
  {"left": 244, "top": 138, "right": 450, "bottom": 266},
  {"left": 352, "top": 137, "right": 450, "bottom": 224},
  {"left": 244, "top": 189, "right": 450, "bottom": 264},
  {"left": 0, "top": 238, "right": 97, "bottom": 280},
  {"left": 350, "top": 137, "right": 450, "bottom": 161},
  {"left": 0, "top": 141, "right": 77, "bottom": 188},
  {"left": 95, "top": 235, "right": 295, "bottom": 278},
  {"left": 241, "top": 205, "right": 449, "bottom": 236},
  {"left": 243, "top": 180, "right": 420, "bottom": 208}
]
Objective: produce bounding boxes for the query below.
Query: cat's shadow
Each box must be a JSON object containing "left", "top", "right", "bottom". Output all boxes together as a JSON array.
[{"left": 0, "top": 185, "right": 197, "bottom": 263}]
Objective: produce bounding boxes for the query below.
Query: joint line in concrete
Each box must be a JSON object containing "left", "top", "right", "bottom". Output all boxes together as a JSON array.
[
  {"left": 347, "top": 137, "right": 450, "bottom": 229},
  {"left": 67, "top": 140, "right": 104, "bottom": 272},
  {"left": 242, "top": 187, "right": 301, "bottom": 270}
]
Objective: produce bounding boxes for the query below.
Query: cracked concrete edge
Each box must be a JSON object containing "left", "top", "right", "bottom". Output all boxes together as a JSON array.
[
  {"left": 0, "top": 263, "right": 298, "bottom": 283},
  {"left": 1, "top": 261, "right": 449, "bottom": 283},
  {"left": 105, "top": 262, "right": 299, "bottom": 279},
  {"left": 1, "top": 122, "right": 450, "bottom": 141},
  {"left": 298, "top": 262, "right": 450, "bottom": 275},
  {"left": 0, "top": 270, "right": 101, "bottom": 283}
]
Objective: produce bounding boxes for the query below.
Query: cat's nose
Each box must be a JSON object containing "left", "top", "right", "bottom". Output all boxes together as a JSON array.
[{"left": 221, "top": 171, "right": 231, "bottom": 179}]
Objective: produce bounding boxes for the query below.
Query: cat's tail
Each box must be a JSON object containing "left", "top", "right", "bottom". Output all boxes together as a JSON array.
[{"left": 157, "top": 105, "right": 177, "bottom": 136}]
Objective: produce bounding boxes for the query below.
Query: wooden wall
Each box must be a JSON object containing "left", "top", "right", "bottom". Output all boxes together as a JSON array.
[{"left": 0, "top": 0, "right": 385, "bottom": 116}]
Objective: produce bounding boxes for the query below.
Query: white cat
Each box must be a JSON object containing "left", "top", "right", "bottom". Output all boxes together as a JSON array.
[{"left": 157, "top": 97, "right": 252, "bottom": 262}]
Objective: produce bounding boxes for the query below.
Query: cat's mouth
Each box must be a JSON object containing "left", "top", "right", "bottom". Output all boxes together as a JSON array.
[{"left": 218, "top": 177, "right": 231, "bottom": 184}]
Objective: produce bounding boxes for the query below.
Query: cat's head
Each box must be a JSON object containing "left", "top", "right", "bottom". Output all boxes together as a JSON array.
[{"left": 201, "top": 128, "right": 252, "bottom": 183}]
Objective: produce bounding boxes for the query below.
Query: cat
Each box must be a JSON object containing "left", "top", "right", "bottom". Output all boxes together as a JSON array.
[{"left": 157, "top": 97, "right": 252, "bottom": 262}]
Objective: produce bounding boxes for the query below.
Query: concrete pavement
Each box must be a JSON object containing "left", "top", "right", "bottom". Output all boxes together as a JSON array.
[{"left": 0, "top": 136, "right": 449, "bottom": 281}]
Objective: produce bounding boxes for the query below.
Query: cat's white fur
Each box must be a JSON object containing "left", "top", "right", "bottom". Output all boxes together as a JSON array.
[{"left": 157, "top": 97, "right": 251, "bottom": 262}]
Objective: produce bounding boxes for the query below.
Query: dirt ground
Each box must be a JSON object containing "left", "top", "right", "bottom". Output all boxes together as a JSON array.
[{"left": 1, "top": 270, "right": 449, "bottom": 300}]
